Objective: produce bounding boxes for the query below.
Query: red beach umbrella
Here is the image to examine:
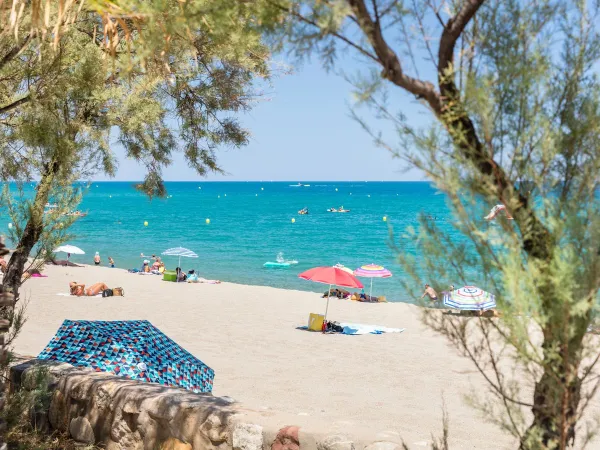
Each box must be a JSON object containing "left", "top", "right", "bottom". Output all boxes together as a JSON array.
[{"left": 298, "top": 266, "right": 364, "bottom": 321}]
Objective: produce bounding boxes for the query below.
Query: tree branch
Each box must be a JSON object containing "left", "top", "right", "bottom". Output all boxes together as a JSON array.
[
  {"left": 0, "top": 94, "right": 31, "bottom": 115},
  {"left": 346, "top": 0, "right": 443, "bottom": 110},
  {"left": 0, "top": 34, "right": 32, "bottom": 71}
]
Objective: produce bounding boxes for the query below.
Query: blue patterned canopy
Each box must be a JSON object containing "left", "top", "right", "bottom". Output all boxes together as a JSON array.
[{"left": 38, "top": 320, "right": 214, "bottom": 393}]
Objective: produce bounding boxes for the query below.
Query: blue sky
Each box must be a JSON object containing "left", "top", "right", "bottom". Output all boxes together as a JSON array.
[{"left": 102, "top": 57, "right": 431, "bottom": 182}]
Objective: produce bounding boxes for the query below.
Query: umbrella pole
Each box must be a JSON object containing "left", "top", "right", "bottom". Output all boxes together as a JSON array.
[
  {"left": 324, "top": 283, "right": 332, "bottom": 322},
  {"left": 370, "top": 278, "right": 373, "bottom": 300}
]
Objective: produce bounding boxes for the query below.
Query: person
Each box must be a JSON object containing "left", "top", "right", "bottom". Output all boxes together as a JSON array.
[
  {"left": 0, "top": 255, "right": 7, "bottom": 273},
  {"left": 175, "top": 267, "right": 187, "bottom": 282},
  {"left": 69, "top": 281, "right": 109, "bottom": 296},
  {"left": 108, "top": 257, "right": 115, "bottom": 268},
  {"left": 152, "top": 257, "right": 162, "bottom": 270},
  {"left": 94, "top": 252, "right": 101, "bottom": 265},
  {"left": 142, "top": 260, "right": 150, "bottom": 273},
  {"left": 421, "top": 284, "right": 439, "bottom": 303}
]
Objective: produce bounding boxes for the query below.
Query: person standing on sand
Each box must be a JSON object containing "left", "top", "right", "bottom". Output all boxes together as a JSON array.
[
  {"left": 421, "top": 284, "right": 439, "bottom": 303},
  {"left": 94, "top": 252, "right": 101, "bottom": 265}
]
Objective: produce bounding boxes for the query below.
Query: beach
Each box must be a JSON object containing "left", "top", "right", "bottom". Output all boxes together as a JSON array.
[{"left": 11, "top": 264, "right": 530, "bottom": 449}]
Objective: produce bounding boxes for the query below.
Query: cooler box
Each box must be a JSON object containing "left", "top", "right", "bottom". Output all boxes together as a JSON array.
[
  {"left": 308, "top": 313, "right": 325, "bottom": 331},
  {"left": 163, "top": 270, "right": 177, "bottom": 282}
]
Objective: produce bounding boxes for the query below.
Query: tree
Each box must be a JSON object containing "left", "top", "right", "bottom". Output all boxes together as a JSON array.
[
  {"left": 260, "top": 0, "right": 600, "bottom": 448},
  {"left": 0, "top": 5, "right": 272, "bottom": 310}
]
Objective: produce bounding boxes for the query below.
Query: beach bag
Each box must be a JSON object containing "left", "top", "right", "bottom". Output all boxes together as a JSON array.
[
  {"left": 113, "top": 287, "right": 124, "bottom": 297},
  {"left": 102, "top": 289, "right": 113, "bottom": 297}
]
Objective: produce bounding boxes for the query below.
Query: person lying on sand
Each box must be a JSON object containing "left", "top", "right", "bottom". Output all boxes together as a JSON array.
[{"left": 69, "top": 281, "right": 109, "bottom": 296}]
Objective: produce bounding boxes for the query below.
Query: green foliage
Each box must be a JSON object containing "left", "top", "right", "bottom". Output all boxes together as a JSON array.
[{"left": 262, "top": 0, "right": 600, "bottom": 448}]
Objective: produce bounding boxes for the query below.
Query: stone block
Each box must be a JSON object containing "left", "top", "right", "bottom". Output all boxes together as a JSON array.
[
  {"left": 233, "top": 423, "right": 264, "bottom": 450},
  {"left": 317, "top": 434, "right": 355, "bottom": 450},
  {"left": 70, "top": 416, "right": 95, "bottom": 444},
  {"left": 271, "top": 425, "right": 300, "bottom": 450},
  {"left": 160, "top": 437, "right": 193, "bottom": 450}
]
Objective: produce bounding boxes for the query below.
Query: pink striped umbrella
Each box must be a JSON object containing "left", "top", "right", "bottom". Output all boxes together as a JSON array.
[{"left": 353, "top": 264, "right": 393, "bottom": 299}]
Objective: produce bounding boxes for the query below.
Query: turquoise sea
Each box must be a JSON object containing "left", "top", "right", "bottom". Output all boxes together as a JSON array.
[{"left": 3, "top": 182, "right": 464, "bottom": 302}]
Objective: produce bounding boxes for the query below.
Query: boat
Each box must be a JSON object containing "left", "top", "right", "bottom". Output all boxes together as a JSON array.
[
  {"left": 264, "top": 252, "right": 298, "bottom": 268},
  {"left": 66, "top": 211, "right": 88, "bottom": 217},
  {"left": 327, "top": 206, "right": 350, "bottom": 213},
  {"left": 298, "top": 207, "right": 309, "bottom": 215},
  {"left": 289, "top": 183, "right": 310, "bottom": 187},
  {"left": 45, "top": 203, "right": 58, "bottom": 208}
]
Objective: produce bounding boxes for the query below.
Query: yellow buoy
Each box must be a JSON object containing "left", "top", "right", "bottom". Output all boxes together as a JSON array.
[
  {"left": 206, "top": 218, "right": 210, "bottom": 224},
  {"left": 383, "top": 216, "right": 387, "bottom": 222},
  {"left": 144, "top": 221, "right": 148, "bottom": 227},
  {"left": 291, "top": 218, "right": 295, "bottom": 223}
]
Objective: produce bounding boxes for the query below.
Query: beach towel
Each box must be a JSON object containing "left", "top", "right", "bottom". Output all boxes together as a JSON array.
[
  {"left": 57, "top": 293, "right": 102, "bottom": 297},
  {"left": 297, "top": 323, "right": 404, "bottom": 335},
  {"left": 339, "top": 323, "right": 404, "bottom": 335}
]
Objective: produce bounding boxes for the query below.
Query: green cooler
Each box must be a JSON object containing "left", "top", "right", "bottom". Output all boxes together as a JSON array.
[{"left": 163, "top": 270, "right": 177, "bottom": 282}]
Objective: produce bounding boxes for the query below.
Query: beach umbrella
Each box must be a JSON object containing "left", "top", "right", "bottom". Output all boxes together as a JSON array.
[
  {"left": 38, "top": 320, "right": 215, "bottom": 393},
  {"left": 299, "top": 266, "right": 363, "bottom": 321},
  {"left": 334, "top": 263, "right": 354, "bottom": 275},
  {"left": 161, "top": 246, "right": 198, "bottom": 268},
  {"left": 54, "top": 244, "right": 84, "bottom": 260},
  {"left": 443, "top": 285, "right": 496, "bottom": 311},
  {"left": 354, "top": 264, "right": 392, "bottom": 300}
]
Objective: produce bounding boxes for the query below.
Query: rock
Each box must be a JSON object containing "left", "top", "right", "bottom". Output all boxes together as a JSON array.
[
  {"left": 49, "top": 390, "right": 68, "bottom": 430},
  {"left": 271, "top": 426, "right": 300, "bottom": 450},
  {"left": 233, "top": 423, "right": 264, "bottom": 450},
  {"left": 69, "top": 417, "right": 95, "bottom": 444},
  {"left": 364, "top": 443, "right": 403, "bottom": 450},
  {"left": 317, "top": 434, "right": 355, "bottom": 450},
  {"left": 199, "top": 412, "right": 228, "bottom": 444},
  {"left": 160, "top": 437, "right": 193, "bottom": 450}
]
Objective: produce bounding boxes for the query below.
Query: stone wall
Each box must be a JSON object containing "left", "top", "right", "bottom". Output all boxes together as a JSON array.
[{"left": 10, "top": 359, "right": 404, "bottom": 450}]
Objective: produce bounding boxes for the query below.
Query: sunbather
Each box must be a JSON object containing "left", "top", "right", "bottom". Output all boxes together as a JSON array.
[{"left": 69, "top": 281, "right": 109, "bottom": 296}]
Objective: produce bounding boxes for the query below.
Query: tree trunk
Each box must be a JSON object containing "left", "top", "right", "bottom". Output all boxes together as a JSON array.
[
  {"left": 2, "top": 161, "right": 59, "bottom": 309},
  {"left": 521, "top": 303, "right": 590, "bottom": 449}
]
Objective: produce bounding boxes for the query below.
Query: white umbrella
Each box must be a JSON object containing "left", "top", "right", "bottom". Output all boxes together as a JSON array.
[
  {"left": 161, "top": 247, "right": 198, "bottom": 268},
  {"left": 54, "top": 245, "right": 85, "bottom": 260}
]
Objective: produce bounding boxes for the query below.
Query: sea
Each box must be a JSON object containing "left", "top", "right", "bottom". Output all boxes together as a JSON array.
[{"left": 1, "top": 181, "right": 466, "bottom": 302}]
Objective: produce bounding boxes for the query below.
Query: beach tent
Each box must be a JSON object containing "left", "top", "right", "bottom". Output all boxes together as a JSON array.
[
  {"left": 354, "top": 264, "right": 392, "bottom": 299},
  {"left": 38, "top": 320, "right": 214, "bottom": 393},
  {"left": 299, "top": 266, "right": 363, "bottom": 321},
  {"left": 443, "top": 286, "right": 496, "bottom": 311},
  {"left": 54, "top": 244, "right": 85, "bottom": 260},
  {"left": 161, "top": 247, "right": 198, "bottom": 268}
]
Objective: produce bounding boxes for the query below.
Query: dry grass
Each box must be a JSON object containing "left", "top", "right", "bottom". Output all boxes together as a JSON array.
[{"left": 5, "top": 429, "right": 99, "bottom": 449}]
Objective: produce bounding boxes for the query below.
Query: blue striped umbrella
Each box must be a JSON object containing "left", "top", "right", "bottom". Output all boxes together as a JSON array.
[{"left": 443, "top": 286, "right": 496, "bottom": 311}]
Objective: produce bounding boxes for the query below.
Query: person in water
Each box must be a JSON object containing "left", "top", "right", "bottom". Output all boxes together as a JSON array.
[
  {"left": 94, "top": 252, "right": 101, "bottom": 265},
  {"left": 108, "top": 257, "right": 115, "bottom": 268},
  {"left": 69, "top": 281, "right": 109, "bottom": 296},
  {"left": 421, "top": 284, "right": 439, "bottom": 303}
]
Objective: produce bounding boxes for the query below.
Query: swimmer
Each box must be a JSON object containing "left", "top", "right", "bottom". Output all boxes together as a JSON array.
[{"left": 94, "top": 251, "right": 101, "bottom": 265}]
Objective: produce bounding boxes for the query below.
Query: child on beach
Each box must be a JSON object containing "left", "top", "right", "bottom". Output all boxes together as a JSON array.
[{"left": 108, "top": 257, "right": 115, "bottom": 268}]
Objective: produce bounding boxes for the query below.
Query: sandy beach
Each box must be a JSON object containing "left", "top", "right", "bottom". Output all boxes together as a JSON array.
[{"left": 10, "top": 264, "right": 563, "bottom": 449}]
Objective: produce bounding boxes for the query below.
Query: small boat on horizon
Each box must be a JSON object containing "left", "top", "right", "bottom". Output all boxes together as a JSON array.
[
  {"left": 327, "top": 206, "right": 350, "bottom": 213},
  {"left": 289, "top": 183, "right": 310, "bottom": 187},
  {"left": 298, "top": 207, "right": 309, "bottom": 215}
]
